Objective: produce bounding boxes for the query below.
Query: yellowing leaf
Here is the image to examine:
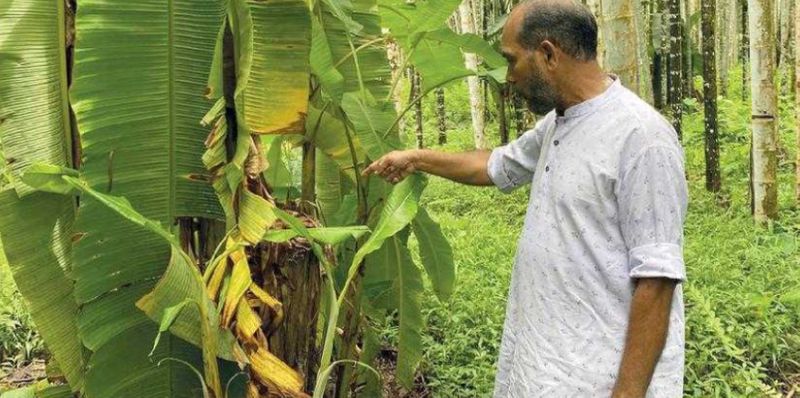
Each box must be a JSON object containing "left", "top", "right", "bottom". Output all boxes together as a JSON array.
[
  {"left": 221, "top": 247, "right": 252, "bottom": 327},
  {"left": 240, "top": 190, "right": 278, "bottom": 243},
  {"left": 235, "top": 299, "right": 262, "bottom": 344},
  {"left": 249, "top": 347, "right": 307, "bottom": 397},
  {"left": 244, "top": 0, "right": 312, "bottom": 134}
]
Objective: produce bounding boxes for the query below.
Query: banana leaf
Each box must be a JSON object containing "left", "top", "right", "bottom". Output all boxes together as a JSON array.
[
  {"left": 0, "top": 0, "right": 86, "bottom": 391},
  {"left": 69, "top": 1, "right": 227, "bottom": 395}
]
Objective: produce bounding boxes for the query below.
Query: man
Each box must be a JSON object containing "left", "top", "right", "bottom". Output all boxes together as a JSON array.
[{"left": 363, "top": 0, "right": 687, "bottom": 396}]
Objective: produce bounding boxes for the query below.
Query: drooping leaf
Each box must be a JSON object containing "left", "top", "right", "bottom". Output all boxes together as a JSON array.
[
  {"left": 347, "top": 173, "right": 425, "bottom": 281},
  {"left": 424, "top": 29, "right": 506, "bottom": 69},
  {"left": 239, "top": 189, "right": 278, "bottom": 243},
  {"left": 69, "top": 1, "right": 228, "bottom": 395},
  {"left": 243, "top": 0, "right": 312, "bottom": 134},
  {"left": 363, "top": 233, "right": 423, "bottom": 389},
  {"left": 51, "top": 175, "right": 239, "bottom": 365},
  {"left": 0, "top": 3, "right": 87, "bottom": 389},
  {"left": 388, "top": 236, "right": 424, "bottom": 389},
  {"left": 412, "top": 207, "right": 455, "bottom": 302},
  {"left": 0, "top": 190, "right": 86, "bottom": 391},
  {"left": 405, "top": 29, "right": 508, "bottom": 92}
]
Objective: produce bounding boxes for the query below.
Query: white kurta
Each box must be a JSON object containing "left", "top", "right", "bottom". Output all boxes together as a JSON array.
[{"left": 487, "top": 77, "right": 687, "bottom": 397}]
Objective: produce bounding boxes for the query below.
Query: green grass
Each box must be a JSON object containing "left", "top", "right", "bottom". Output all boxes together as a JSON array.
[{"left": 383, "top": 68, "right": 800, "bottom": 396}]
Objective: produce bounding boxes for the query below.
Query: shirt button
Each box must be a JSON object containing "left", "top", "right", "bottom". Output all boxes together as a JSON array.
[
  {"left": 554, "top": 140, "right": 559, "bottom": 146},
  {"left": 545, "top": 165, "right": 550, "bottom": 172}
]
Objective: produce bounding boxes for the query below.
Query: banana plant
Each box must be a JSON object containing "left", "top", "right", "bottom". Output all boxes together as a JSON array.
[{"left": 0, "top": 0, "right": 505, "bottom": 396}]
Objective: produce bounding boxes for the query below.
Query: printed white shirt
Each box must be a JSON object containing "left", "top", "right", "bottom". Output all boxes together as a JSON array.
[{"left": 488, "top": 77, "right": 688, "bottom": 397}]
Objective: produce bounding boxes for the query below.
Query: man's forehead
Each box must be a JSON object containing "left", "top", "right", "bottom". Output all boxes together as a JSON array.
[{"left": 500, "top": 3, "right": 529, "bottom": 49}]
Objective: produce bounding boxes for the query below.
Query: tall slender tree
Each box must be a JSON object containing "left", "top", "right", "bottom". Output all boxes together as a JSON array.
[
  {"left": 436, "top": 88, "right": 447, "bottom": 145},
  {"left": 667, "top": 0, "right": 684, "bottom": 138},
  {"left": 413, "top": 69, "right": 424, "bottom": 148},
  {"left": 795, "top": 0, "right": 800, "bottom": 203},
  {"left": 718, "top": 0, "right": 739, "bottom": 95},
  {"left": 601, "top": 0, "right": 651, "bottom": 100},
  {"left": 459, "top": 0, "right": 488, "bottom": 149},
  {"left": 740, "top": 0, "right": 749, "bottom": 99},
  {"left": 778, "top": 0, "right": 792, "bottom": 72},
  {"left": 498, "top": 86, "right": 510, "bottom": 144},
  {"left": 748, "top": 0, "right": 778, "bottom": 222},
  {"left": 702, "top": 0, "right": 720, "bottom": 192},
  {"left": 652, "top": 0, "right": 668, "bottom": 110}
]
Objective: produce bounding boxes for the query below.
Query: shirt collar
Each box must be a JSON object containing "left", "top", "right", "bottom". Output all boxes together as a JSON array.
[{"left": 558, "top": 74, "right": 623, "bottom": 120}]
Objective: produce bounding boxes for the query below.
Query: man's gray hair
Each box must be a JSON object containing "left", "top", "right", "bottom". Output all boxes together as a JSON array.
[{"left": 518, "top": 0, "right": 599, "bottom": 61}]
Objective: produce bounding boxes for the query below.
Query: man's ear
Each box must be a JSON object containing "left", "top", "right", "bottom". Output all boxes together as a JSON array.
[{"left": 539, "top": 40, "right": 558, "bottom": 69}]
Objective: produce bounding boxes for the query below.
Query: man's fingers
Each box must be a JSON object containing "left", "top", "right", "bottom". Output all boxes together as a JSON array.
[
  {"left": 385, "top": 170, "right": 405, "bottom": 184},
  {"left": 362, "top": 159, "right": 386, "bottom": 176},
  {"left": 362, "top": 163, "right": 374, "bottom": 176}
]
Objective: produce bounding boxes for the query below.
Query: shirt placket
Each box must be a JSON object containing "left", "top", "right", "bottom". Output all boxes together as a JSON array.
[{"left": 538, "top": 118, "right": 566, "bottom": 192}]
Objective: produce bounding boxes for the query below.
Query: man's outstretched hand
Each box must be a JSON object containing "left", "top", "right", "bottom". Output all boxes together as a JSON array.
[{"left": 362, "top": 150, "right": 419, "bottom": 184}]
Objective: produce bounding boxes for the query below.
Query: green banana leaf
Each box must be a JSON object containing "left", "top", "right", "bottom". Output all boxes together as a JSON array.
[
  {"left": 0, "top": 1, "right": 86, "bottom": 391},
  {"left": 0, "top": 190, "right": 86, "bottom": 392},
  {"left": 310, "top": 18, "right": 346, "bottom": 103},
  {"left": 315, "top": 149, "right": 346, "bottom": 223},
  {"left": 412, "top": 208, "right": 455, "bottom": 302},
  {"left": 362, "top": 232, "right": 424, "bottom": 389},
  {"left": 23, "top": 171, "right": 242, "bottom": 395},
  {"left": 305, "top": 101, "right": 368, "bottom": 180},
  {"left": 348, "top": 174, "right": 425, "bottom": 274},
  {"left": 341, "top": 92, "right": 403, "bottom": 161},
  {"left": 69, "top": 0, "right": 227, "bottom": 395},
  {"left": 411, "top": 29, "right": 507, "bottom": 91},
  {"left": 0, "top": 0, "right": 73, "bottom": 196},
  {"left": 378, "top": 0, "right": 462, "bottom": 37},
  {"left": 317, "top": 0, "right": 392, "bottom": 102}
]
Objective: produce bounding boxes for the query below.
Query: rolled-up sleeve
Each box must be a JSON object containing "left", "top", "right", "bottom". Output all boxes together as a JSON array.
[
  {"left": 618, "top": 144, "right": 688, "bottom": 281},
  {"left": 487, "top": 118, "right": 548, "bottom": 193}
]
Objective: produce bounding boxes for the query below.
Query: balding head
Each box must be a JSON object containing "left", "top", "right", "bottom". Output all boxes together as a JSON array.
[{"left": 509, "top": 0, "right": 598, "bottom": 61}]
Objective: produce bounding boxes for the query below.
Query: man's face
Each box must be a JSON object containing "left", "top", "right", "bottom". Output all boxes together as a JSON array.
[{"left": 500, "top": 10, "right": 560, "bottom": 114}]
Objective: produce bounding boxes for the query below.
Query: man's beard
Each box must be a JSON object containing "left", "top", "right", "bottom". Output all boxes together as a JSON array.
[{"left": 516, "top": 72, "right": 559, "bottom": 115}]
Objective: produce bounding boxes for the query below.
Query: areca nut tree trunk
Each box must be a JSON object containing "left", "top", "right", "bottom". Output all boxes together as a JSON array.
[
  {"left": 601, "top": 0, "right": 652, "bottom": 101},
  {"left": 666, "top": 0, "right": 684, "bottom": 138},
  {"left": 702, "top": 0, "right": 721, "bottom": 192},
  {"left": 795, "top": 0, "right": 800, "bottom": 203},
  {"left": 747, "top": 0, "right": 779, "bottom": 222},
  {"left": 458, "top": 0, "right": 488, "bottom": 149}
]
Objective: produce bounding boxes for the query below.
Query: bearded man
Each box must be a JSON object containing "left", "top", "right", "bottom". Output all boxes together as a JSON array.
[{"left": 363, "top": 0, "right": 688, "bottom": 396}]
